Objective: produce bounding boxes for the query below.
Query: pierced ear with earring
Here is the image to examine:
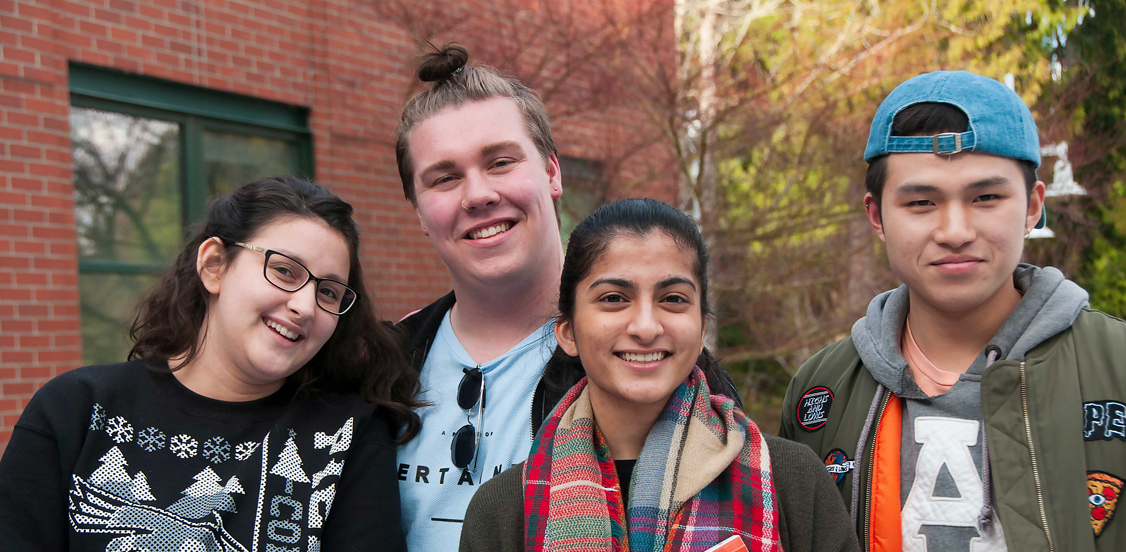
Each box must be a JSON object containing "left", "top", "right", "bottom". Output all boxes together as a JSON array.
[{"left": 1024, "top": 227, "right": 1033, "bottom": 239}]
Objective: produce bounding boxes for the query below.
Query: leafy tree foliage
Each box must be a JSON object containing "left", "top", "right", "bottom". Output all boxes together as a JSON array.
[
  {"left": 1026, "top": 1, "right": 1126, "bottom": 317},
  {"left": 671, "top": 1, "right": 1086, "bottom": 376},
  {"left": 375, "top": 1, "right": 1118, "bottom": 412}
]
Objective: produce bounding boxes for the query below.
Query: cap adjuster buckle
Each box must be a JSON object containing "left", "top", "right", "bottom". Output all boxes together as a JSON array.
[{"left": 932, "top": 132, "right": 963, "bottom": 155}]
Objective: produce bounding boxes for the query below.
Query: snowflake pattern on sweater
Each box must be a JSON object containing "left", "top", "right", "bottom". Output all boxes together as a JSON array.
[{"left": 65, "top": 400, "right": 354, "bottom": 552}]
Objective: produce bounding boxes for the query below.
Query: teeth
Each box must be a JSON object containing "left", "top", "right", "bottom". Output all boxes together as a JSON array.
[
  {"left": 468, "top": 223, "right": 512, "bottom": 240},
  {"left": 266, "top": 320, "right": 299, "bottom": 341},
  {"left": 619, "top": 352, "right": 666, "bottom": 363}
]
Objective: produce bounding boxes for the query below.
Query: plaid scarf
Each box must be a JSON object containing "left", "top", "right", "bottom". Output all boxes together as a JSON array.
[{"left": 523, "top": 367, "right": 782, "bottom": 552}]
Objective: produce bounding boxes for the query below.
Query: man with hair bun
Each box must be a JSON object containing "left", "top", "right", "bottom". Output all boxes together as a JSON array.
[
  {"left": 781, "top": 70, "right": 1126, "bottom": 551},
  {"left": 391, "top": 44, "right": 568, "bottom": 551},
  {"left": 393, "top": 44, "right": 744, "bottom": 551}
]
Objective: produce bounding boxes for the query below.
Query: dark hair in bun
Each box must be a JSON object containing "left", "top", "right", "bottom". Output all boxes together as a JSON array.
[
  {"left": 394, "top": 44, "right": 557, "bottom": 206},
  {"left": 417, "top": 43, "right": 469, "bottom": 83}
]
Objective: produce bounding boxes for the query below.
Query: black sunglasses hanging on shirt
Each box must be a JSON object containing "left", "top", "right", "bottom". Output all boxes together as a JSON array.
[{"left": 451, "top": 367, "right": 484, "bottom": 470}]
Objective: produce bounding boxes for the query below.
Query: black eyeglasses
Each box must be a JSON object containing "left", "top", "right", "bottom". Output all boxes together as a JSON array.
[
  {"left": 235, "top": 242, "right": 358, "bottom": 315},
  {"left": 451, "top": 366, "right": 484, "bottom": 470}
]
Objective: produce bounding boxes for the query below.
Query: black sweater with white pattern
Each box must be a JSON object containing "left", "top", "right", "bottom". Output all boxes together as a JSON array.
[{"left": 0, "top": 360, "right": 404, "bottom": 552}]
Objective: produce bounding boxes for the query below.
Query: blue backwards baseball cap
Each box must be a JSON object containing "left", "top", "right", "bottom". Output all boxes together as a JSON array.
[{"left": 864, "top": 70, "right": 1045, "bottom": 229}]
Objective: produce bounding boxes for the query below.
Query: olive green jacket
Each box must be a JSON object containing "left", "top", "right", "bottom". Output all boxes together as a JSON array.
[{"left": 780, "top": 308, "right": 1126, "bottom": 552}]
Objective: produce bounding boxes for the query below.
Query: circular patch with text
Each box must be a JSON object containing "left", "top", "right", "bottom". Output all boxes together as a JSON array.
[
  {"left": 824, "top": 448, "right": 855, "bottom": 486},
  {"left": 796, "top": 386, "right": 833, "bottom": 431}
]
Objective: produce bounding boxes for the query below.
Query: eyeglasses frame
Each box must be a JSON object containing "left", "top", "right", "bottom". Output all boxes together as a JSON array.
[{"left": 233, "top": 242, "right": 358, "bottom": 315}]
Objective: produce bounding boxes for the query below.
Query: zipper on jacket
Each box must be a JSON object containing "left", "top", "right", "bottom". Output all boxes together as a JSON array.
[
  {"left": 861, "top": 391, "right": 890, "bottom": 552},
  {"left": 1020, "top": 360, "right": 1054, "bottom": 552},
  {"left": 529, "top": 388, "right": 537, "bottom": 443},
  {"left": 531, "top": 370, "right": 550, "bottom": 443}
]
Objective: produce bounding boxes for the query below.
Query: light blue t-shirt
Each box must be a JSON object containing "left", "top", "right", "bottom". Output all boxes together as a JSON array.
[{"left": 398, "top": 312, "right": 556, "bottom": 551}]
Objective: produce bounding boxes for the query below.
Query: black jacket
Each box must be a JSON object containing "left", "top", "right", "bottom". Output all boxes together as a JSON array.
[{"left": 395, "top": 292, "right": 744, "bottom": 436}]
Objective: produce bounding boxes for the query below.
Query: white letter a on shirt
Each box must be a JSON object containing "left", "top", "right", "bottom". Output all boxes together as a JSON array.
[{"left": 902, "top": 417, "right": 1006, "bottom": 552}]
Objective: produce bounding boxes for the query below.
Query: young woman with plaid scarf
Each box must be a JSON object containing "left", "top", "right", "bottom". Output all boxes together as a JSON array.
[{"left": 460, "top": 198, "right": 858, "bottom": 552}]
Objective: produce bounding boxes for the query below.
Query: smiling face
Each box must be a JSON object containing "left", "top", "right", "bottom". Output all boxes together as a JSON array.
[
  {"left": 867, "top": 151, "right": 1045, "bottom": 317},
  {"left": 191, "top": 216, "right": 350, "bottom": 400},
  {"left": 407, "top": 97, "right": 563, "bottom": 289},
  {"left": 555, "top": 231, "right": 706, "bottom": 412}
]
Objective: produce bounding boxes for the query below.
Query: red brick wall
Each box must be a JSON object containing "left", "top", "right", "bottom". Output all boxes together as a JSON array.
[
  {"left": 2, "top": 0, "right": 80, "bottom": 454},
  {"left": 0, "top": 0, "right": 675, "bottom": 453}
]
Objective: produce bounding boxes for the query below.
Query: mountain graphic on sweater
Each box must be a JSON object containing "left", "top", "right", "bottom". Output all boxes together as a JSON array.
[
  {"left": 166, "top": 467, "right": 245, "bottom": 519},
  {"left": 69, "top": 474, "right": 249, "bottom": 552},
  {"left": 88, "top": 447, "right": 155, "bottom": 503}
]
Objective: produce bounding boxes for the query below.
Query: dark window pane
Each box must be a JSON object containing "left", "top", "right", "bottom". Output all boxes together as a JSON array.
[
  {"left": 71, "top": 107, "right": 182, "bottom": 263},
  {"left": 558, "top": 156, "right": 607, "bottom": 242},
  {"left": 80, "top": 272, "right": 161, "bottom": 365},
  {"left": 203, "top": 130, "right": 298, "bottom": 197},
  {"left": 69, "top": 85, "right": 308, "bottom": 369}
]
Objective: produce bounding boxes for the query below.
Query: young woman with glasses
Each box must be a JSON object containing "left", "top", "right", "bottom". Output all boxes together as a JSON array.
[
  {"left": 460, "top": 199, "right": 858, "bottom": 552},
  {"left": 0, "top": 176, "right": 420, "bottom": 551}
]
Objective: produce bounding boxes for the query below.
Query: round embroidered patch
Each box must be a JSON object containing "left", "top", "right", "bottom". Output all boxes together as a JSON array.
[
  {"left": 824, "top": 448, "right": 855, "bottom": 486},
  {"left": 796, "top": 386, "right": 833, "bottom": 431}
]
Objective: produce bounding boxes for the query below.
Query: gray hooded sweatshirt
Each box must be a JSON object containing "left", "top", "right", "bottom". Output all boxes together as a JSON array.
[{"left": 850, "top": 264, "right": 1089, "bottom": 552}]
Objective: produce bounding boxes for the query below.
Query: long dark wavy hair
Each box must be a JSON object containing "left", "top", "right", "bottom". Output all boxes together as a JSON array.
[
  {"left": 129, "top": 176, "right": 423, "bottom": 442},
  {"left": 542, "top": 198, "right": 729, "bottom": 399}
]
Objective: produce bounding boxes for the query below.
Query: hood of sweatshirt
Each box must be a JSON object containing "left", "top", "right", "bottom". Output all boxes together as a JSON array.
[{"left": 851, "top": 264, "right": 1089, "bottom": 398}]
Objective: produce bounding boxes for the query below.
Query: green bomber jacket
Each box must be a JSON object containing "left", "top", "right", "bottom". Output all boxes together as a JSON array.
[{"left": 780, "top": 308, "right": 1126, "bottom": 552}]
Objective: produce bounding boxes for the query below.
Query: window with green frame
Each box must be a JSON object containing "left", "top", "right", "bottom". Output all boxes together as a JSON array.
[{"left": 69, "top": 63, "right": 314, "bottom": 366}]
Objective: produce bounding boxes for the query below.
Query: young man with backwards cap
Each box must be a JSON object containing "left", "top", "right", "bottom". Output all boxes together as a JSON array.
[{"left": 780, "top": 70, "right": 1126, "bottom": 551}]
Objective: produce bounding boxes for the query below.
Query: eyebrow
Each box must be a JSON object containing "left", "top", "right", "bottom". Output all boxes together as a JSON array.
[
  {"left": 894, "top": 176, "right": 1013, "bottom": 196},
  {"left": 590, "top": 277, "right": 634, "bottom": 290},
  {"left": 417, "top": 159, "right": 456, "bottom": 182},
  {"left": 588, "top": 276, "right": 697, "bottom": 292},
  {"left": 479, "top": 141, "right": 523, "bottom": 159},
  {"left": 658, "top": 277, "right": 698, "bottom": 291}
]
